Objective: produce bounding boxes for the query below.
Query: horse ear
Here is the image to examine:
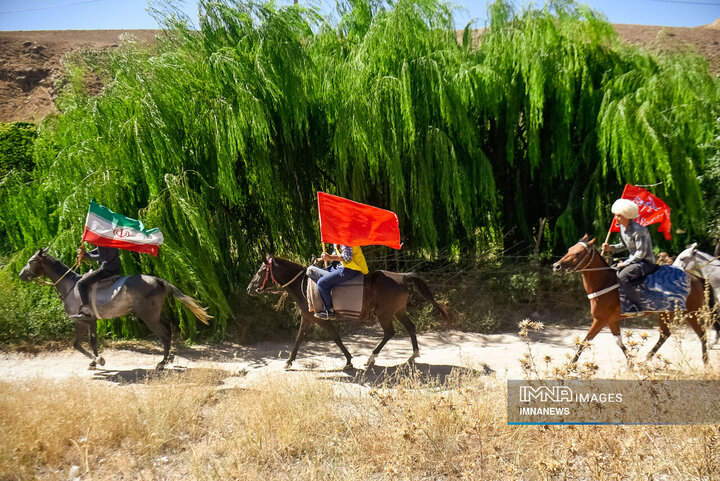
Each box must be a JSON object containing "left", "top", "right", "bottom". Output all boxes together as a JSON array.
[
  {"left": 582, "top": 233, "right": 590, "bottom": 241},
  {"left": 691, "top": 242, "right": 698, "bottom": 252},
  {"left": 265, "top": 253, "right": 272, "bottom": 261},
  {"left": 588, "top": 237, "right": 597, "bottom": 245}
]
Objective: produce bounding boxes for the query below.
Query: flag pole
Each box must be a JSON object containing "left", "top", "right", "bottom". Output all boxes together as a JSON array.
[
  {"left": 322, "top": 242, "right": 328, "bottom": 267},
  {"left": 603, "top": 216, "right": 616, "bottom": 262}
]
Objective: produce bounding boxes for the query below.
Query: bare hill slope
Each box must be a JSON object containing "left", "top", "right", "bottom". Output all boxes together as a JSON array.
[{"left": 1, "top": 24, "right": 718, "bottom": 123}]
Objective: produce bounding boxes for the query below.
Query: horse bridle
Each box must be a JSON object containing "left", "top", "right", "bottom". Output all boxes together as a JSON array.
[
  {"left": 257, "top": 258, "right": 304, "bottom": 293},
  {"left": 570, "top": 242, "right": 621, "bottom": 299},
  {"left": 566, "top": 242, "right": 613, "bottom": 272},
  {"left": 26, "top": 254, "right": 78, "bottom": 300}
]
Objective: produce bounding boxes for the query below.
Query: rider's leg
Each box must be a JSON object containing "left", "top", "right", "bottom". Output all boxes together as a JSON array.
[
  {"left": 306, "top": 265, "right": 330, "bottom": 283},
  {"left": 617, "top": 261, "right": 656, "bottom": 310},
  {"left": 71, "top": 267, "right": 112, "bottom": 319},
  {"left": 316, "top": 267, "right": 362, "bottom": 318}
]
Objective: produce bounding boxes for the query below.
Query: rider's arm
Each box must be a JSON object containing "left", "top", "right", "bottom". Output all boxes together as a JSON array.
[
  {"left": 84, "top": 247, "right": 101, "bottom": 261},
  {"left": 322, "top": 245, "right": 353, "bottom": 263},
  {"left": 338, "top": 245, "right": 353, "bottom": 263},
  {"left": 609, "top": 241, "right": 626, "bottom": 253},
  {"left": 626, "top": 229, "right": 653, "bottom": 264}
]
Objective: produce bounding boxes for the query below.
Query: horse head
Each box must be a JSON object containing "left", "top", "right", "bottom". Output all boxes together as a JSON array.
[
  {"left": 673, "top": 242, "right": 699, "bottom": 271},
  {"left": 19, "top": 248, "right": 49, "bottom": 281},
  {"left": 247, "top": 255, "right": 305, "bottom": 296},
  {"left": 246, "top": 254, "right": 273, "bottom": 296},
  {"left": 552, "top": 235, "right": 596, "bottom": 272}
]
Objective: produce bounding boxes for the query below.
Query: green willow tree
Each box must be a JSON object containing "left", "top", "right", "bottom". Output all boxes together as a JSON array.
[{"left": 0, "top": 0, "right": 717, "bottom": 338}]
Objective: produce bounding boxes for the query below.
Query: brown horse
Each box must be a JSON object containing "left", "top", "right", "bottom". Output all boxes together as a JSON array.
[
  {"left": 247, "top": 255, "right": 449, "bottom": 369},
  {"left": 552, "top": 235, "right": 707, "bottom": 364}
]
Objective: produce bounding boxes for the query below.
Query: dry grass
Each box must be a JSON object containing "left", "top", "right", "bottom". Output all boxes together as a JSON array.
[{"left": 1, "top": 356, "right": 720, "bottom": 480}]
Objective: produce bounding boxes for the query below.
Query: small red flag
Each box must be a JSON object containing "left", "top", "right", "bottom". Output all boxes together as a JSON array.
[
  {"left": 317, "top": 192, "right": 402, "bottom": 249},
  {"left": 610, "top": 184, "right": 672, "bottom": 240}
]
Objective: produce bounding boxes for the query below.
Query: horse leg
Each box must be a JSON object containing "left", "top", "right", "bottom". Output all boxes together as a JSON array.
[
  {"left": 143, "top": 315, "right": 172, "bottom": 371},
  {"left": 571, "top": 317, "right": 606, "bottom": 363},
  {"left": 607, "top": 319, "right": 629, "bottom": 362},
  {"left": 366, "top": 314, "right": 395, "bottom": 368},
  {"left": 88, "top": 320, "right": 105, "bottom": 367},
  {"left": 647, "top": 314, "right": 671, "bottom": 360},
  {"left": 315, "top": 318, "right": 353, "bottom": 369},
  {"left": 286, "top": 316, "right": 313, "bottom": 369},
  {"left": 712, "top": 321, "right": 720, "bottom": 347},
  {"left": 73, "top": 320, "right": 101, "bottom": 369},
  {"left": 685, "top": 312, "right": 708, "bottom": 365},
  {"left": 396, "top": 311, "right": 420, "bottom": 364}
]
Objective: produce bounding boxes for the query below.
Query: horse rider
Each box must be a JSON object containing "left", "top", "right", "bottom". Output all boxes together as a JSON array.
[
  {"left": 601, "top": 198, "right": 658, "bottom": 311},
  {"left": 306, "top": 244, "right": 369, "bottom": 320},
  {"left": 70, "top": 243, "right": 122, "bottom": 320}
]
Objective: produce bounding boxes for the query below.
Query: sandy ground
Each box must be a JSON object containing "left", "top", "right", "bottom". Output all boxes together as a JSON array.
[{"left": 1, "top": 325, "right": 717, "bottom": 388}]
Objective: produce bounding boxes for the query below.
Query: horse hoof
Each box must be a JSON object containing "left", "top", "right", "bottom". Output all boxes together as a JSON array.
[
  {"left": 155, "top": 363, "right": 165, "bottom": 371},
  {"left": 343, "top": 362, "right": 354, "bottom": 371},
  {"left": 88, "top": 362, "right": 97, "bottom": 370},
  {"left": 365, "top": 354, "right": 376, "bottom": 368},
  {"left": 285, "top": 361, "right": 293, "bottom": 370},
  {"left": 97, "top": 357, "right": 105, "bottom": 366}
]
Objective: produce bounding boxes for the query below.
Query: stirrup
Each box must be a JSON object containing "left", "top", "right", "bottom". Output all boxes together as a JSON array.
[{"left": 70, "top": 306, "right": 94, "bottom": 320}]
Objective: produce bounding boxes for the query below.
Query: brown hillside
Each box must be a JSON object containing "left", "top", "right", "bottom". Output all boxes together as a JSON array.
[
  {"left": 1, "top": 24, "right": 719, "bottom": 123},
  {"left": 0, "top": 30, "right": 156, "bottom": 123}
]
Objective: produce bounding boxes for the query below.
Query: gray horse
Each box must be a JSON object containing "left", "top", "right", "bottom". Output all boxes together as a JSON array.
[
  {"left": 674, "top": 243, "right": 720, "bottom": 346},
  {"left": 19, "top": 248, "right": 212, "bottom": 370}
]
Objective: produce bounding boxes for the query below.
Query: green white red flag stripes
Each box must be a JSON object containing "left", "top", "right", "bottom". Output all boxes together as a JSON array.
[{"left": 82, "top": 200, "right": 164, "bottom": 256}]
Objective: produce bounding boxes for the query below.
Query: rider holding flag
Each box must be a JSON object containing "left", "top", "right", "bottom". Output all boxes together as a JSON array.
[
  {"left": 601, "top": 198, "right": 659, "bottom": 311},
  {"left": 70, "top": 243, "right": 121, "bottom": 320}
]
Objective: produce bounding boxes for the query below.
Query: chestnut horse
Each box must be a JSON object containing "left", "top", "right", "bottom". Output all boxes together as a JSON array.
[
  {"left": 552, "top": 235, "right": 707, "bottom": 364},
  {"left": 247, "top": 255, "right": 448, "bottom": 369}
]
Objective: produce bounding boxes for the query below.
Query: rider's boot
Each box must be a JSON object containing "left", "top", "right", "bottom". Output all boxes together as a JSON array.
[{"left": 70, "top": 305, "right": 94, "bottom": 321}]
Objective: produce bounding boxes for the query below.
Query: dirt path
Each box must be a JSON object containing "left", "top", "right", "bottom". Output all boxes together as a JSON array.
[{"left": 1, "top": 325, "right": 716, "bottom": 387}]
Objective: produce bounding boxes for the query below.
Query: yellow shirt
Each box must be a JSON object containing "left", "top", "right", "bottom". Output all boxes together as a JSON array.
[{"left": 337, "top": 245, "right": 369, "bottom": 274}]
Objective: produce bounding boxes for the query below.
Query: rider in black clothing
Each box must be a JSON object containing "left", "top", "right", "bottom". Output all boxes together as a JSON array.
[{"left": 70, "top": 244, "right": 122, "bottom": 320}]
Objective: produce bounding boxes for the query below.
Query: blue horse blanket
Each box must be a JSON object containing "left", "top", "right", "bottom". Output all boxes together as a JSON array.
[{"left": 620, "top": 265, "right": 691, "bottom": 314}]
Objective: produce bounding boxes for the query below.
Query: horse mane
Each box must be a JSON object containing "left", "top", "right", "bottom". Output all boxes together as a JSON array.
[
  {"left": 270, "top": 256, "right": 305, "bottom": 272},
  {"left": 41, "top": 251, "right": 80, "bottom": 280}
]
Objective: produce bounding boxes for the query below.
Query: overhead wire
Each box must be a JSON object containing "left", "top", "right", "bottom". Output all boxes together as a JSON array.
[{"left": 0, "top": 0, "right": 109, "bottom": 16}]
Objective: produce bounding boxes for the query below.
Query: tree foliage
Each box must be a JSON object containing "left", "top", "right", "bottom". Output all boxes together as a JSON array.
[{"left": 0, "top": 0, "right": 717, "bottom": 339}]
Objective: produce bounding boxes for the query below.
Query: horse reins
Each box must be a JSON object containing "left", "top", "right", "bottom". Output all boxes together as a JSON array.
[
  {"left": 568, "top": 242, "right": 619, "bottom": 299},
  {"left": 259, "top": 258, "right": 304, "bottom": 293},
  {"left": 31, "top": 257, "right": 81, "bottom": 300},
  {"left": 693, "top": 254, "right": 720, "bottom": 272},
  {"left": 568, "top": 242, "right": 614, "bottom": 272}
]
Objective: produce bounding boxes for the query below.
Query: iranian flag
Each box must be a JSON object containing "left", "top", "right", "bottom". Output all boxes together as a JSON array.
[{"left": 82, "top": 200, "right": 164, "bottom": 256}]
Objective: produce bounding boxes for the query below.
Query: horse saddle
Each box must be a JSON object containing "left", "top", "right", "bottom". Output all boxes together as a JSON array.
[
  {"left": 306, "top": 275, "right": 367, "bottom": 320},
  {"left": 619, "top": 265, "right": 691, "bottom": 315},
  {"left": 87, "top": 275, "right": 124, "bottom": 319}
]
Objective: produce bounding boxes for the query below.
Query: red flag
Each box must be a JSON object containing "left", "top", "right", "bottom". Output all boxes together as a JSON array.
[
  {"left": 610, "top": 184, "right": 672, "bottom": 240},
  {"left": 317, "top": 192, "right": 401, "bottom": 249}
]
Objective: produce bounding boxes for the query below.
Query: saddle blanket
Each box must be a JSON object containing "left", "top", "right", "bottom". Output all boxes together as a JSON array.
[
  {"left": 620, "top": 265, "right": 691, "bottom": 314},
  {"left": 307, "top": 276, "right": 364, "bottom": 320}
]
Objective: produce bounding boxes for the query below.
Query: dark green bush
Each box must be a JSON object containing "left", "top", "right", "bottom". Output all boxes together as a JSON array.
[{"left": 0, "top": 122, "right": 37, "bottom": 179}]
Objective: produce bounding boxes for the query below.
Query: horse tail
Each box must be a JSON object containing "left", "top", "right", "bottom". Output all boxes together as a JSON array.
[
  {"left": 404, "top": 273, "right": 449, "bottom": 320},
  {"left": 161, "top": 280, "right": 213, "bottom": 325}
]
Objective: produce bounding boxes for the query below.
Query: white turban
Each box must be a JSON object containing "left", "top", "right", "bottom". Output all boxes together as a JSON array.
[{"left": 611, "top": 198, "right": 639, "bottom": 219}]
